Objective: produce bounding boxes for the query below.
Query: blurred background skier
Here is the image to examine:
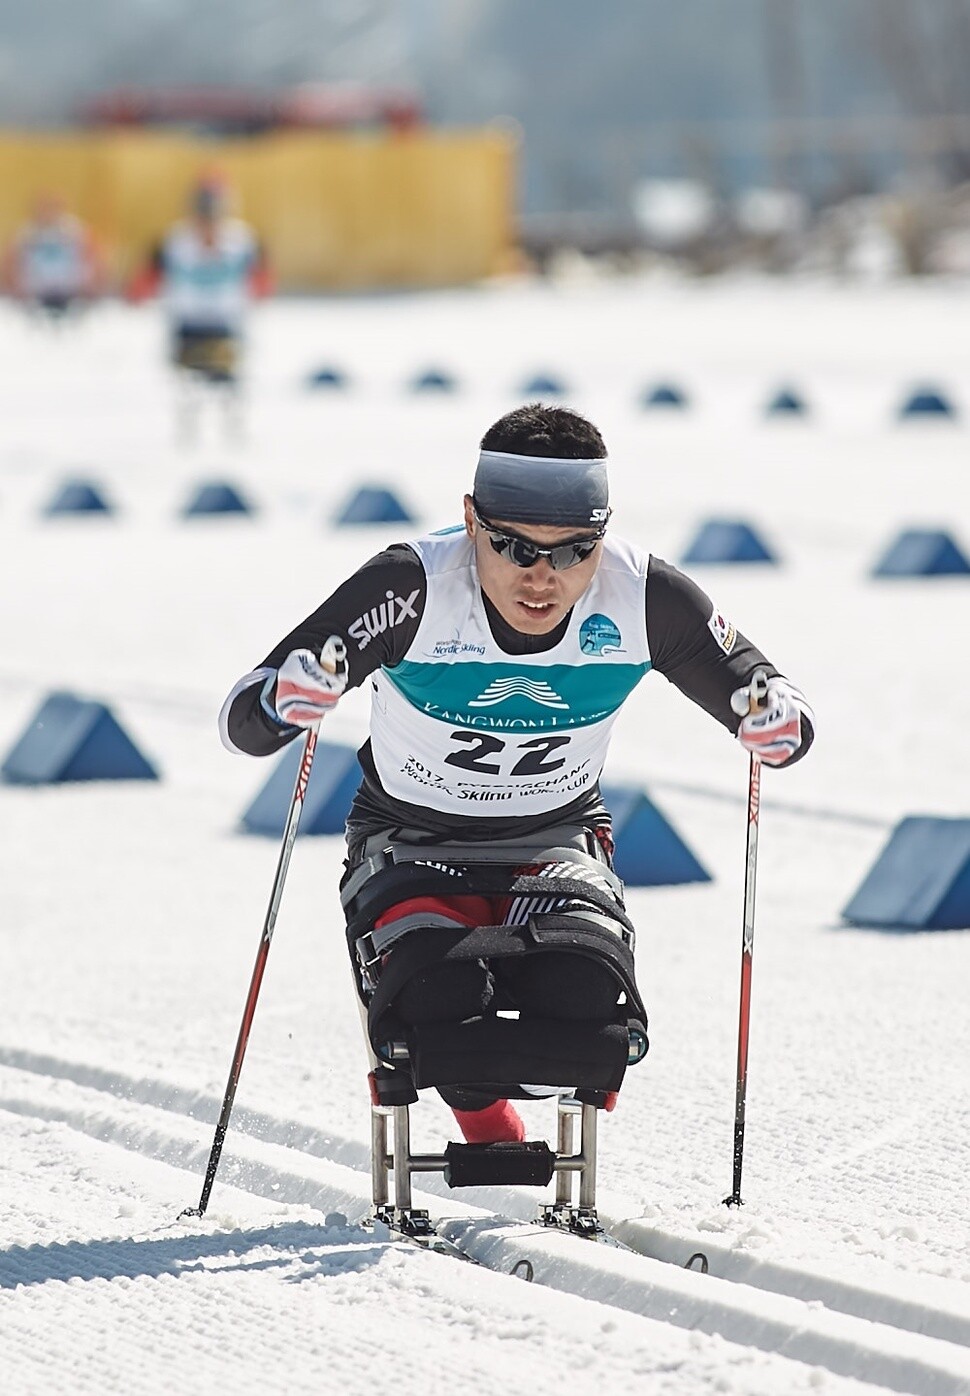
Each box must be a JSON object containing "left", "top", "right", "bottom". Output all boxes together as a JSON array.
[
  {"left": 2, "top": 192, "right": 104, "bottom": 323},
  {"left": 128, "top": 170, "right": 272, "bottom": 446}
]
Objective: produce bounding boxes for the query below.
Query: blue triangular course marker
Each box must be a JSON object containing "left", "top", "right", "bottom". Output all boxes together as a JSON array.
[
  {"left": 1, "top": 692, "right": 159, "bottom": 784},
  {"left": 240, "top": 738, "right": 362, "bottom": 836},
  {"left": 871, "top": 529, "right": 970, "bottom": 578},
  {"left": 641, "top": 383, "right": 688, "bottom": 409},
  {"left": 181, "top": 481, "right": 253, "bottom": 518},
  {"left": 43, "top": 480, "right": 113, "bottom": 517},
  {"left": 409, "top": 369, "right": 457, "bottom": 392},
  {"left": 843, "top": 817, "right": 970, "bottom": 930},
  {"left": 601, "top": 783, "right": 711, "bottom": 886},
  {"left": 898, "top": 388, "right": 955, "bottom": 419},
  {"left": 520, "top": 374, "right": 566, "bottom": 397},
  {"left": 765, "top": 387, "right": 807, "bottom": 417},
  {"left": 681, "top": 519, "right": 777, "bottom": 565},
  {"left": 307, "top": 366, "right": 348, "bottom": 389},
  {"left": 334, "top": 485, "right": 414, "bottom": 526}
]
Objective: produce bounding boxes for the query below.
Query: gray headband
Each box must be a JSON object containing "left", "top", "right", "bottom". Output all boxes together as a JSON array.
[{"left": 473, "top": 450, "right": 609, "bottom": 527}]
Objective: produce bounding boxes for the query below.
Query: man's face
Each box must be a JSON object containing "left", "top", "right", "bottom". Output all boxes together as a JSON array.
[
  {"left": 463, "top": 494, "right": 604, "bottom": 635},
  {"left": 194, "top": 210, "right": 219, "bottom": 247},
  {"left": 191, "top": 185, "right": 226, "bottom": 243},
  {"left": 33, "top": 195, "right": 62, "bottom": 227}
]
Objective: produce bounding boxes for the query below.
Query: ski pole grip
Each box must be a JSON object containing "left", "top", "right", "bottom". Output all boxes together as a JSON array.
[
  {"left": 319, "top": 635, "right": 347, "bottom": 675},
  {"left": 730, "top": 668, "right": 770, "bottom": 718}
]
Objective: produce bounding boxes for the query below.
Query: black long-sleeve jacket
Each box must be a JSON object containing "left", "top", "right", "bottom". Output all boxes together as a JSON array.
[{"left": 221, "top": 542, "right": 814, "bottom": 840}]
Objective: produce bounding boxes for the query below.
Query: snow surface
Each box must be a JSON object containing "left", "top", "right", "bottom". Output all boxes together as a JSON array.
[{"left": 1, "top": 276, "right": 969, "bottom": 1395}]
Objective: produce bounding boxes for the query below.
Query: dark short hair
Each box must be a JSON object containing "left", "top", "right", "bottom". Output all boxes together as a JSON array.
[{"left": 480, "top": 403, "right": 606, "bottom": 459}]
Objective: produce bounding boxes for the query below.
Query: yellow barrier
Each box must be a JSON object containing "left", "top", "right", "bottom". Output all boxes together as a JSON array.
[{"left": 0, "top": 128, "right": 518, "bottom": 289}]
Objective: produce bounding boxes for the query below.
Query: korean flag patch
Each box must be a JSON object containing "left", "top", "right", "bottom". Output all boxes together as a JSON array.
[{"left": 708, "top": 604, "right": 737, "bottom": 654}]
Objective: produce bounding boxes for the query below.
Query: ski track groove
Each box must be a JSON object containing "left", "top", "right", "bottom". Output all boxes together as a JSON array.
[{"left": 1, "top": 1047, "right": 969, "bottom": 1396}]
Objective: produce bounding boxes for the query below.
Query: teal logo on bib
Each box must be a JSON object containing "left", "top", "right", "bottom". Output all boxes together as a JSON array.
[
  {"left": 468, "top": 676, "right": 568, "bottom": 709},
  {"left": 386, "top": 658, "right": 650, "bottom": 730},
  {"left": 579, "top": 613, "right": 623, "bottom": 655}
]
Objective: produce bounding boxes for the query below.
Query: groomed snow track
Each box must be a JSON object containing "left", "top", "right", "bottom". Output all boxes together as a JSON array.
[{"left": 1, "top": 1048, "right": 968, "bottom": 1396}]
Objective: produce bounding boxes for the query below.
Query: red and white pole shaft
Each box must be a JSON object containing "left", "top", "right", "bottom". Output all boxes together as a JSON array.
[
  {"left": 724, "top": 669, "right": 769, "bottom": 1208},
  {"left": 181, "top": 728, "right": 318, "bottom": 1218}
]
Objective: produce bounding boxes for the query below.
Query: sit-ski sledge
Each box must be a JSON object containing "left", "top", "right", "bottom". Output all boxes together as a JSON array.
[{"left": 340, "top": 830, "right": 651, "bottom": 1251}]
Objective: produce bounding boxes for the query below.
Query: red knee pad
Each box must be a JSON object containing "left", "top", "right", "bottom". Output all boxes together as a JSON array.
[{"left": 452, "top": 1099, "right": 526, "bottom": 1144}]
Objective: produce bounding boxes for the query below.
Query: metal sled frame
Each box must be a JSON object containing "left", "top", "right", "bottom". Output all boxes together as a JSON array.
[{"left": 369, "top": 1092, "right": 605, "bottom": 1239}]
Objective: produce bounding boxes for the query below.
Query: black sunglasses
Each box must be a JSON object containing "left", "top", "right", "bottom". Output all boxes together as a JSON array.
[{"left": 472, "top": 504, "right": 607, "bottom": 571}]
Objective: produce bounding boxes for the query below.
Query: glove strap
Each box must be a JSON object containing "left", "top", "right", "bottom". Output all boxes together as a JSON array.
[{"left": 260, "top": 673, "right": 298, "bottom": 732}]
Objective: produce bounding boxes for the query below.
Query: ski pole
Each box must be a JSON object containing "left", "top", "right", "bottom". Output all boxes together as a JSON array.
[
  {"left": 181, "top": 728, "right": 318, "bottom": 1218},
  {"left": 724, "top": 669, "right": 769, "bottom": 1208}
]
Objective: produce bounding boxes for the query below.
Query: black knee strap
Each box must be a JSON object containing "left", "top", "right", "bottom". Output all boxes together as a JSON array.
[
  {"left": 340, "top": 833, "right": 625, "bottom": 941},
  {"left": 412, "top": 1018, "right": 632, "bottom": 1094},
  {"left": 365, "top": 914, "right": 648, "bottom": 1068},
  {"left": 342, "top": 856, "right": 635, "bottom": 966}
]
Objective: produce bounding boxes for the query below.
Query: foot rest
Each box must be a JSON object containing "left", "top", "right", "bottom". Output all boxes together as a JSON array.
[{"left": 443, "top": 1141, "right": 556, "bottom": 1188}]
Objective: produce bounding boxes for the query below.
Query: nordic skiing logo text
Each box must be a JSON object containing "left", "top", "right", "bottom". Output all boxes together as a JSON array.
[
  {"left": 467, "top": 677, "right": 569, "bottom": 709},
  {"left": 429, "top": 632, "right": 486, "bottom": 658}
]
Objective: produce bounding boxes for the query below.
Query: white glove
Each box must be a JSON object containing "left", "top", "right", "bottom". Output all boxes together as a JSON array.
[
  {"left": 273, "top": 637, "right": 348, "bottom": 728},
  {"left": 734, "top": 675, "right": 803, "bottom": 767}
]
